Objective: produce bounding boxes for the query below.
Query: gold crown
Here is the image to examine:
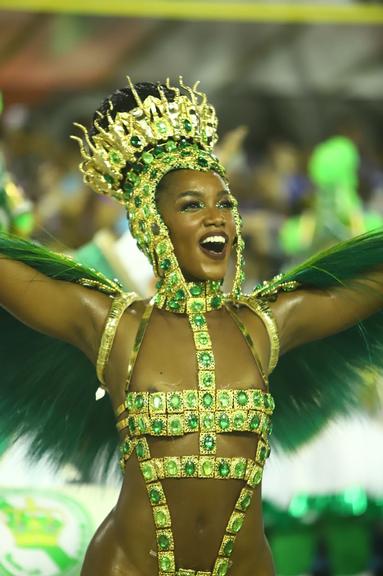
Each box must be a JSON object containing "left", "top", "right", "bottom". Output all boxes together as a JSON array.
[
  {"left": 71, "top": 76, "right": 219, "bottom": 203},
  {"left": 1, "top": 497, "right": 64, "bottom": 548}
]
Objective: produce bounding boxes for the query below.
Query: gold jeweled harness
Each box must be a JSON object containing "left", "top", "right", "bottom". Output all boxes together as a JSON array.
[{"left": 97, "top": 291, "right": 279, "bottom": 576}]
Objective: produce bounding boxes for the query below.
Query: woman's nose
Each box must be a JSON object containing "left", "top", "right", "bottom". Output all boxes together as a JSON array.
[{"left": 204, "top": 206, "right": 226, "bottom": 227}]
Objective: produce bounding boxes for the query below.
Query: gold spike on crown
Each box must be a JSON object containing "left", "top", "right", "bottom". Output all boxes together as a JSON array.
[{"left": 71, "top": 76, "right": 219, "bottom": 204}]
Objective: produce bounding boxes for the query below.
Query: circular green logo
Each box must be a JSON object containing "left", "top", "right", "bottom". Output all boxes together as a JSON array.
[{"left": 0, "top": 488, "right": 93, "bottom": 575}]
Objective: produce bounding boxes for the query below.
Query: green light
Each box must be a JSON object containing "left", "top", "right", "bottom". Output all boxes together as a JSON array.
[{"left": 289, "top": 494, "right": 309, "bottom": 518}]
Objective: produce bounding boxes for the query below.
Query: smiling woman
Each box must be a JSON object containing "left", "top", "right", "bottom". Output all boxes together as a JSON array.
[
  {"left": 157, "top": 170, "right": 236, "bottom": 282},
  {"left": 1, "top": 78, "right": 383, "bottom": 576}
]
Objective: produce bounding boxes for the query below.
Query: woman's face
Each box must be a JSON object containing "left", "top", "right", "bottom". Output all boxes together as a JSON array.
[{"left": 156, "top": 169, "right": 236, "bottom": 282}]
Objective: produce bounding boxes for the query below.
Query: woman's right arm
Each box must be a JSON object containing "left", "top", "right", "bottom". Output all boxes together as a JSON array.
[{"left": 0, "top": 256, "right": 111, "bottom": 361}]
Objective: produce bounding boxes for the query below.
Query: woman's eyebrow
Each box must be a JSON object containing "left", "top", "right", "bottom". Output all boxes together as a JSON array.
[{"left": 177, "top": 189, "right": 230, "bottom": 199}]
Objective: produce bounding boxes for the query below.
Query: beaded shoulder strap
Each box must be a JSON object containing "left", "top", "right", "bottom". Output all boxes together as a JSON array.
[
  {"left": 96, "top": 292, "right": 139, "bottom": 390},
  {"left": 115, "top": 299, "right": 154, "bottom": 418},
  {"left": 224, "top": 302, "right": 269, "bottom": 388},
  {"left": 236, "top": 296, "right": 280, "bottom": 374}
]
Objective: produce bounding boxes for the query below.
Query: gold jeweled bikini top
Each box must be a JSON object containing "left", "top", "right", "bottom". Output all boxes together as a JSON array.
[{"left": 96, "top": 292, "right": 279, "bottom": 576}]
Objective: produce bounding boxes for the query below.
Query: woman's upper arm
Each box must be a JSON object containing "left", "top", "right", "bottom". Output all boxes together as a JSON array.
[
  {"left": 270, "top": 274, "right": 383, "bottom": 355},
  {"left": 0, "top": 256, "right": 111, "bottom": 354}
]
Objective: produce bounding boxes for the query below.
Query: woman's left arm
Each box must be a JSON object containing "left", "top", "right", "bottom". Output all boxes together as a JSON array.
[{"left": 270, "top": 268, "right": 383, "bottom": 355}]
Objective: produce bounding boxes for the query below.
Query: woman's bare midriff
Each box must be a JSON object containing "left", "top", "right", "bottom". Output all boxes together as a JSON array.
[{"left": 81, "top": 434, "right": 275, "bottom": 576}]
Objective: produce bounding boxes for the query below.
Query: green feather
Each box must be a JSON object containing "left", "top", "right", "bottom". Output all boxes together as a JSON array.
[
  {"left": 0, "top": 232, "right": 123, "bottom": 479},
  {"left": 258, "top": 228, "right": 383, "bottom": 451}
]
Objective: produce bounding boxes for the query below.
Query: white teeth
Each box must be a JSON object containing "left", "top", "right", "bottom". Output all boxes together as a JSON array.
[{"left": 201, "top": 235, "right": 226, "bottom": 245}]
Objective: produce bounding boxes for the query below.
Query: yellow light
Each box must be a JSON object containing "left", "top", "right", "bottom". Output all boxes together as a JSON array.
[{"left": 1, "top": 1, "right": 383, "bottom": 25}]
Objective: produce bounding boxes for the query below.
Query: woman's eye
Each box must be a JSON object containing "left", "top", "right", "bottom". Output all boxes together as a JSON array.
[
  {"left": 217, "top": 199, "right": 234, "bottom": 209},
  {"left": 180, "top": 201, "right": 204, "bottom": 211}
]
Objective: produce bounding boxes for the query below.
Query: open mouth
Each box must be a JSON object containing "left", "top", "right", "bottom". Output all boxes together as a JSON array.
[{"left": 199, "top": 234, "right": 228, "bottom": 259}]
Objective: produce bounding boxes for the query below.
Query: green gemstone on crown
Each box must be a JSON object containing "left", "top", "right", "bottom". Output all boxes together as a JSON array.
[
  {"left": 143, "top": 184, "right": 151, "bottom": 196},
  {"left": 198, "top": 156, "right": 209, "bottom": 167},
  {"left": 153, "top": 145, "right": 164, "bottom": 157},
  {"left": 160, "top": 258, "right": 171, "bottom": 271},
  {"left": 156, "top": 242, "right": 167, "bottom": 256},
  {"left": 104, "top": 174, "right": 114, "bottom": 184},
  {"left": 109, "top": 150, "right": 122, "bottom": 163},
  {"left": 127, "top": 171, "right": 139, "bottom": 184},
  {"left": 169, "top": 299, "right": 180, "bottom": 311},
  {"left": 123, "top": 181, "right": 134, "bottom": 195},
  {"left": 130, "top": 135, "right": 142, "bottom": 147},
  {"left": 134, "top": 196, "right": 142, "bottom": 208},
  {"left": 184, "top": 460, "right": 196, "bottom": 476},
  {"left": 190, "top": 284, "right": 202, "bottom": 296},
  {"left": 141, "top": 151, "right": 154, "bottom": 164},
  {"left": 158, "top": 534, "right": 170, "bottom": 550},
  {"left": 156, "top": 121, "right": 168, "bottom": 134},
  {"left": 183, "top": 119, "right": 193, "bottom": 132},
  {"left": 165, "top": 140, "right": 177, "bottom": 152}
]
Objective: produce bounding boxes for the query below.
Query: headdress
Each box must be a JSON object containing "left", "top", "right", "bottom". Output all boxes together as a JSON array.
[{"left": 71, "top": 77, "right": 245, "bottom": 307}]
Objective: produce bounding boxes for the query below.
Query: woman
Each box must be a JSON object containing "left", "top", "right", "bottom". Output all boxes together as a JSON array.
[{"left": 1, "top": 79, "right": 383, "bottom": 576}]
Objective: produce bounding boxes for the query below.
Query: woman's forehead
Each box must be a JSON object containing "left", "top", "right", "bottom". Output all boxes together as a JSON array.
[{"left": 159, "top": 169, "right": 228, "bottom": 195}]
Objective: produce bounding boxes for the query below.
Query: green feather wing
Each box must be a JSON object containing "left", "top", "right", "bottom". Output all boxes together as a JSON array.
[
  {"left": 0, "top": 232, "right": 128, "bottom": 479},
  {"left": 253, "top": 228, "right": 383, "bottom": 451}
]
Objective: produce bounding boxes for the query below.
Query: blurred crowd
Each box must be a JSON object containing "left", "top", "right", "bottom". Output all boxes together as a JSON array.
[{"left": 1, "top": 101, "right": 383, "bottom": 294}]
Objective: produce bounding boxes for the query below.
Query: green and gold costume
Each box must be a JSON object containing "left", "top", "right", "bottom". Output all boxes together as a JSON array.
[{"left": 1, "top": 78, "right": 383, "bottom": 575}]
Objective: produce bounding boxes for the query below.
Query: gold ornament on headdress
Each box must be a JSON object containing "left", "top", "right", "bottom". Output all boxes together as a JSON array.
[{"left": 71, "top": 76, "right": 245, "bottom": 302}]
